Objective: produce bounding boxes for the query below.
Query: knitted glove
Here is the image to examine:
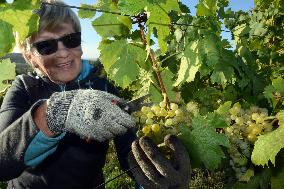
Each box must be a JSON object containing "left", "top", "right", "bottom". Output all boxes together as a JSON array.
[
  {"left": 128, "top": 135, "right": 191, "bottom": 189},
  {"left": 46, "top": 89, "right": 135, "bottom": 141}
]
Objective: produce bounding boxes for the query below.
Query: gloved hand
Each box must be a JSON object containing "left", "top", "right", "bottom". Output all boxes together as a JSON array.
[
  {"left": 128, "top": 135, "right": 191, "bottom": 189},
  {"left": 46, "top": 89, "right": 135, "bottom": 141}
]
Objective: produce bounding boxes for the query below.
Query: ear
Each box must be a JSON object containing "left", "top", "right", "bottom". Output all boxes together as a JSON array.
[{"left": 24, "top": 52, "right": 39, "bottom": 68}]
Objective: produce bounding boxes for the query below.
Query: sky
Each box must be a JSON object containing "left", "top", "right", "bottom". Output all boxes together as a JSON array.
[{"left": 64, "top": 0, "right": 255, "bottom": 60}]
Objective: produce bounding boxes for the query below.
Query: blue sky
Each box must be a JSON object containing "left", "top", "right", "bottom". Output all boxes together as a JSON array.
[{"left": 64, "top": 0, "right": 254, "bottom": 60}]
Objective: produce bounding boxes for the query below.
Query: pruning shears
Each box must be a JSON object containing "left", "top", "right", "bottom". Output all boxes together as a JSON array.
[{"left": 112, "top": 94, "right": 151, "bottom": 114}]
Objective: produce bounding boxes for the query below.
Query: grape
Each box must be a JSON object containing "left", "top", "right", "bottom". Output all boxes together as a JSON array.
[
  {"left": 251, "top": 127, "right": 262, "bottom": 135},
  {"left": 141, "top": 106, "right": 150, "bottom": 113},
  {"left": 151, "top": 105, "right": 160, "bottom": 112},
  {"left": 151, "top": 124, "right": 160, "bottom": 132},
  {"left": 146, "top": 118, "right": 154, "bottom": 124},
  {"left": 159, "top": 101, "right": 166, "bottom": 108},
  {"left": 167, "top": 110, "right": 176, "bottom": 117},
  {"left": 170, "top": 103, "right": 178, "bottom": 111},
  {"left": 165, "top": 118, "right": 173, "bottom": 126},
  {"left": 235, "top": 117, "right": 244, "bottom": 125},
  {"left": 158, "top": 108, "right": 168, "bottom": 117},
  {"left": 224, "top": 103, "right": 278, "bottom": 180},
  {"left": 255, "top": 116, "right": 264, "bottom": 124},
  {"left": 251, "top": 113, "right": 259, "bottom": 121},
  {"left": 142, "top": 126, "right": 151, "bottom": 134},
  {"left": 186, "top": 101, "right": 199, "bottom": 115},
  {"left": 146, "top": 112, "right": 155, "bottom": 119},
  {"left": 133, "top": 101, "right": 190, "bottom": 145},
  {"left": 230, "top": 114, "right": 236, "bottom": 120},
  {"left": 247, "top": 134, "right": 257, "bottom": 143},
  {"left": 175, "top": 109, "right": 183, "bottom": 116},
  {"left": 229, "top": 106, "right": 240, "bottom": 115}
]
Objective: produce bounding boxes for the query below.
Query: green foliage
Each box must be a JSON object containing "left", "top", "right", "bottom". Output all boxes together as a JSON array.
[
  {"left": 99, "top": 39, "right": 145, "bottom": 88},
  {"left": 0, "top": 182, "right": 7, "bottom": 189},
  {"left": 0, "top": 0, "right": 40, "bottom": 56},
  {"left": 103, "top": 142, "right": 135, "bottom": 189},
  {"left": 251, "top": 111, "right": 284, "bottom": 166},
  {"left": 0, "top": 20, "right": 14, "bottom": 56},
  {"left": 0, "top": 58, "right": 16, "bottom": 91},
  {"left": 78, "top": 4, "right": 96, "bottom": 19},
  {"left": 92, "top": 13, "right": 132, "bottom": 38},
  {"left": 264, "top": 77, "right": 284, "bottom": 111},
  {"left": 179, "top": 113, "right": 229, "bottom": 170}
]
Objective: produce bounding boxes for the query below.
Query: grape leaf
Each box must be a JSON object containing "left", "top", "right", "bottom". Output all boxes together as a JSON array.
[
  {"left": 254, "top": 0, "right": 275, "bottom": 9},
  {"left": 251, "top": 111, "right": 284, "bottom": 166},
  {"left": 250, "top": 22, "right": 267, "bottom": 36},
  {"left": 264, "top": 77, "right": 284, "bottom": 108},
  {"left": 0, "top": 1, "right": 39, "bottom": 56},
  {"left": 179, "top": 114, "right": 230, "bottom": 170},
  {"left": 149, "top": 68, "right": 176, "bottom": 103},
  {"left": 0, "top": 1, "right": 39, "bottom": 41},
  {"left": 95, "top": 0, "right": 119, "bottom": 11},
  {"left": 135, "top": 68, "right": 153, "bottom": 96},
  {"left": 174, "top": 40, "right": 202, "bottom": 86},
  {"left": 196, "top": 0, "right": 217, "bottom": 16},
  {"left": 206, "top": 112, "right": 228, "bottom": 128},
  {"left": 216, "top": 101, "right": 232, "bottom": 115},
  {"left": 0, "top": 59, "right": 16, "bottom": 91},
  {"left": 210, "top": 62, "right": 234, "bottom": 85},
  {"left": 99, "top": 39, "right": 146, "bottom": 88},
  {"left": 146, "top": 0, "right": 181, "bottom": 54},
  {"left": 118, "top": 0, "right": 146, "bottom": 15},
  {"left": 0, "top": 20, "right": 14, "bottom": 56},
  {"left": 203, "top": 34, "right": 221, "bottom": 67},
  {"left": 232, "top": 24, "right": 250, "bottom": 44},
  {"left": 78, "top": 4, "right": 96, "bottom": 19},
  {"left": 92, "top": 13, "right": 132, "bottom": 38}
]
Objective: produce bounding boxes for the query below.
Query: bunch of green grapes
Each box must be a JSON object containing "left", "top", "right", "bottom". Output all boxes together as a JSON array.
[
  {"left": 132, "top": 101, "right": 189, "bottom": 145},
  {"left": 224, "top": 103, "right": 275, "bottom": 180},
  {"left": 227, "top": 104, "right": 274, "bottom": 143}
]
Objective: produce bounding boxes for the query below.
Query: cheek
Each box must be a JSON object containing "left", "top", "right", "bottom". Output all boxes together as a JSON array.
[{"left": 74, "top": 47, "right": 83, "bottom": 58}]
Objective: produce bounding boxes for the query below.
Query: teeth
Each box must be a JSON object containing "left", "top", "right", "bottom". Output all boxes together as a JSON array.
[{"left": 58, "top": 62, "right": 71, "bottom": 67}]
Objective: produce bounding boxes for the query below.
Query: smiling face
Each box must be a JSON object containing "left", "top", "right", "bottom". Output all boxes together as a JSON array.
[{"left": 27, "top": 21, "right": 83, "bottom": 84}]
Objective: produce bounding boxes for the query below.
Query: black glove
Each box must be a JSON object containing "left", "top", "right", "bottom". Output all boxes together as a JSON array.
[
  {"left": 46, "top": 89, "right": 135, "bottom": 141},
  {"left": 128, "top": 135, "right": 191, "bottom": 189}
]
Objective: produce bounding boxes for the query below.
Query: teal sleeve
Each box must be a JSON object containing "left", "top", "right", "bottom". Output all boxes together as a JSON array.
[{"left": 24, "top": 131, "right": 65, "bottom": 167}]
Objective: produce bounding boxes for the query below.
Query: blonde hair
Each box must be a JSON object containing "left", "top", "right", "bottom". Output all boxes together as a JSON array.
[{"left": 18, "top": 0, "right": 81, "bottom": 63}]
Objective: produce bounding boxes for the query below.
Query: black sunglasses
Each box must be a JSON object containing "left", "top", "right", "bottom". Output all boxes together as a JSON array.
[{"left": 32, "top": 32, "right": 81, "bottom": 56}]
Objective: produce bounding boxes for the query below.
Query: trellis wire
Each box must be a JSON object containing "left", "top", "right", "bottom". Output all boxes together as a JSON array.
[{"left": 41, "top": 1, "right": 269, "bottom": 38}]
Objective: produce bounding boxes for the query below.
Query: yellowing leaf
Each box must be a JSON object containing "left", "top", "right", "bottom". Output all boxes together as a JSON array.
[
  {"left": 174, "top": 40, "right": 202, "bottom": 86},
  {"left": 0, "top": 58, "right": 16, "bottom": 91},
  {"left": 251, "top": 111, "right": 284, "bottom": 166},
  {"left": 196, "top": 0, "right": 217, "bottom": 16}
]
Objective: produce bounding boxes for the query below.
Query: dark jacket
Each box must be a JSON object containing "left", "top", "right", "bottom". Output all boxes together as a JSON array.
[{"left": 0, "top": 69, "right": 136, "bottom": 189}]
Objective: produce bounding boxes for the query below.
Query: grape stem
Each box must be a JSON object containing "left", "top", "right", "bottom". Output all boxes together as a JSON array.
[{"left": 137, "top": 19, "right": 170, "bottom": 107}]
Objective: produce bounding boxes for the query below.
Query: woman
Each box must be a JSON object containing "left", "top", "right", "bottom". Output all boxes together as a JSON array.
[
  {"left": 0, "top": 0, "right": 191, "bottom": 188},
  {"left": 0, "top": 1, "right": 136, "bottom": 188}
]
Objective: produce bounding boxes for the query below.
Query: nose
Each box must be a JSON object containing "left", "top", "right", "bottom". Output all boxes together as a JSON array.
[{"left": 56, "top": 41, "right": 70, "bottom": 57}]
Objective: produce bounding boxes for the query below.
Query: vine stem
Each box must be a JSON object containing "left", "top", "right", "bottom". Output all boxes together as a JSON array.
[{"left": 137, "top": 21, "right": 170, "bottom": 107}]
